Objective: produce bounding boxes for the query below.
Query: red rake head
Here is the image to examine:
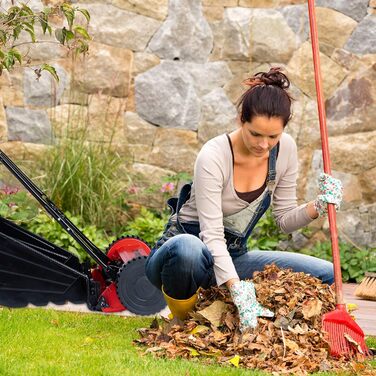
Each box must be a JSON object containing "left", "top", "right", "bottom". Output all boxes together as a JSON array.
[{"left": 322, "top": 309, "right": 370, "bottom": 358}]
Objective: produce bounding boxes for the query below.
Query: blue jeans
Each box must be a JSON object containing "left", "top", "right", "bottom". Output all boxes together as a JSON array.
[{"left": 145, "top": 234, "right": 334, "bottom": 299}]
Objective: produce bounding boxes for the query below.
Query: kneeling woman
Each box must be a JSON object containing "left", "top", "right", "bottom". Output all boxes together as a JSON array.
[{"left": 145, "top": 68, "right": 342, "bottom": 331}]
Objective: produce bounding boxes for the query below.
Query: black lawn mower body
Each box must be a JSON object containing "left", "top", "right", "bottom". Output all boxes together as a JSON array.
[{"left": 0, "top": 150, "right": 166, "bottom": 315}]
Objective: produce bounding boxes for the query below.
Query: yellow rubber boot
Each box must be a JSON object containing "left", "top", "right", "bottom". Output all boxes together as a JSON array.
[{"left": 162, "top": 286, "right": 198, "bottom": 320}]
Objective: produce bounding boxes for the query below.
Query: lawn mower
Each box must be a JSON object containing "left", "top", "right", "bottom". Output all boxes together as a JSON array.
[{"left": 0, "top": 149, "right": 166, "bottom": 315}]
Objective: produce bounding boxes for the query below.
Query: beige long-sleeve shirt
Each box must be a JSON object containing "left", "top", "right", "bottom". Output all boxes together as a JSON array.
[{"left": 178, "top": 133, "right": 314, "bottom": 286}]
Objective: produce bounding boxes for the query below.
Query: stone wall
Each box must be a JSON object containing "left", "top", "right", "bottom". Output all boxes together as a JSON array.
[{"left": 1, "top": 0, "right": 376, "bottom": 247}]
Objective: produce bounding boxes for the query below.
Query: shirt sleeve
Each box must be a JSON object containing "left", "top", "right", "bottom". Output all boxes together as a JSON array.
[
  {"left": 272, "top": 136, "right": 314, "bottom": 233},
  {"left": 193, "top": 143, "right": 239, "bottom": 286}
]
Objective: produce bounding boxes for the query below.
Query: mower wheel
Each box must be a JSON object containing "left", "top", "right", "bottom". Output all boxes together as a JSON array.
[{"left": 116, "top": 256, "right": 166, "bottom": 315}]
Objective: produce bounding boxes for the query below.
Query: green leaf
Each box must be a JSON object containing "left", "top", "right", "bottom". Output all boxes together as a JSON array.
[
  {"left": 10, "top": 49, "right": 22, "bottom": 64},
  {"left": 41, "top": 64, "right": 59, "bottom": 82},
  {"left": 3, "top": 52, "right": 15, "bottom": 70},
  {"left": 24, "top": 23, "right": 36, "bottom": 43},
  {"left": 54, "top": 28, "right": 66, "bottom": 45},
  {"left": 21, "top": 4, "right": 34, "bottom": 16},
  {"left": 65, "top": 30, "right": 75, "bottom": 41},
  {"left": 0, "top": 30, "right": 7, "bottom": 44},
  {"left": 75, "top": 40, "right": 89, "bottom": 55},
  {"left": 39, "top": 11, "right": 50, "bottom": 35},
  {"left": 13, "top": 25, "right": 22, "bottom": 39},
  {"left": 61, "top": 4, "right": 75, "bottom": 30},
  {"left": 74, "top": 25, "right": 90, "bottom": 40},
  {"left": 77, "top": 8, "right": 90, "bottom": 22}
]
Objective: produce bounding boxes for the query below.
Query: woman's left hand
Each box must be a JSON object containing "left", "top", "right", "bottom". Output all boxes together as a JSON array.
[{"left": 314, "top": 173, "right": 343, "bottom": 217}]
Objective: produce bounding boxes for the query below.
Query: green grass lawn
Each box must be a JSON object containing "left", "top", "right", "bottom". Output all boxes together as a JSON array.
[{"left": 0, "top": 307, "right": 374, "bottom": 376}]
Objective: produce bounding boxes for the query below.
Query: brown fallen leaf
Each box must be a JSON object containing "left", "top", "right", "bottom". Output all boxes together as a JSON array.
[
  {"left": 302, "top": 299, "right": 322, "bottom": 319},
  {"left": 196, "top": 300, "right": 229, "bottom": 328},
  {"left": 287, "top": 323, "right": 308, "bottom": 335},
  {"left": 344, "top": 333, "right": 364, "bottom": 355},
  {"left": 285, "top": 338, "right": 299, "bottom": 352}
]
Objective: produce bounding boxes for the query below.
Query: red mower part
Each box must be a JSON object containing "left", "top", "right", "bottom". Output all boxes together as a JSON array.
[
  {"left": 98, "top": 283, "right": 126, "bottom": 313},
  {"left": 91, "top": 267, "right": 106, "bottom": 294},
  {"left": 106, "top": 236, "right": 151, "bottom": 263}
]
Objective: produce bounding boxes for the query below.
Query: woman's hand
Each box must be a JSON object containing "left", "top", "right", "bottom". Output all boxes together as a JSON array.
[
  {"left": 313, "top": 173, "right": 343, "bottom": 217},
  {"left": 229, "top": 280, "right": 274, "bottom": 332}
]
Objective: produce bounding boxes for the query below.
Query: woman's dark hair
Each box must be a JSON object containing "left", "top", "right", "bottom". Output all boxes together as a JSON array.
[{"left": 237, "top": 67, "right": 293, "bottom": 127}]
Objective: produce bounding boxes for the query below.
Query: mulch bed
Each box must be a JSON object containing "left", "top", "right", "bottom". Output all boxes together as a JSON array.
[{"left": 135, "top": 265, "right": 375, "bottom": 375}]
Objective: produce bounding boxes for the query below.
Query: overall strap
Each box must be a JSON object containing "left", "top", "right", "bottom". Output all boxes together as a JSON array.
[
  {"left": 175, "top": 183, "right": 192, "bottom": 233},
  {"left": 266, "top": 142, "right": 279, "bottom": 190}
]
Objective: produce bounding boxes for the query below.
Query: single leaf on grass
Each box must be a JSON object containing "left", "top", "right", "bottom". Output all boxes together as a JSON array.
[{"left": 229, "top": 354, "right": 240, "bottom": 367}]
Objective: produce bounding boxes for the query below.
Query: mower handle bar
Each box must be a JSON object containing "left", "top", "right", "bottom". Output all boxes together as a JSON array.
[{"left": 0, "top": 149, "right": 113, "bottom": 271}]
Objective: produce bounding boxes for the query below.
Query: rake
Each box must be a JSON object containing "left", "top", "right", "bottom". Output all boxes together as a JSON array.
[{"left": 307, "top": 0, "right": 370, "bottom": 358}]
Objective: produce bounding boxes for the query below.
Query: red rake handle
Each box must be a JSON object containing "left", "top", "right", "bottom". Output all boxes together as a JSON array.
[{"left": 307, "top": 0, "right": 344, "bottom": 306}]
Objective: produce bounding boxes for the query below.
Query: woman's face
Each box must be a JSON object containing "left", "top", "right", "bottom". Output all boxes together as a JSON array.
[{"left": 241, "top": 115, "right": 284, "bottom": 157}]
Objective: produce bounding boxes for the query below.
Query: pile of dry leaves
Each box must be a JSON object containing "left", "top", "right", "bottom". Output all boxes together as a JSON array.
[{"left": 135, "top": 265, "right": 374, "bottom": 375}]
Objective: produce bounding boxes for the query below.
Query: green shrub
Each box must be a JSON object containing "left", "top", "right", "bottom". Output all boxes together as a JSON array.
[
  {"left": 25, "top": 211, "right": 115, "bottom": 263},
  {"left": 0, "top": 189, "right": 38, "bottom": 224},
  {"left": 300, "top": 241, "right": 376, "bottom": 283},
  {"left": 125, "top": 207, "right": 169, "bottom": 246},
  {"left": 39, "top": 136, "right": 128, "bottom": 233}
]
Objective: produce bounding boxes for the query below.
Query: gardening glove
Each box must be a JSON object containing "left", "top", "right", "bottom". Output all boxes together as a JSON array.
[
  {"left": 314, "top": 173, "right": 343, "bottom": 217},
  {"left": 229, "top": 280, "right": 274, "bottom": 332}
]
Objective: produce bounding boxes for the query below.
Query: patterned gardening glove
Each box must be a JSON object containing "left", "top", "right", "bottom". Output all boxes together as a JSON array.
[
  {"left": 229, "top": 280, "right": 274, "bottom": 332},
  {"left": 314, "top": 173, "right": 343, "bottom": 217}
]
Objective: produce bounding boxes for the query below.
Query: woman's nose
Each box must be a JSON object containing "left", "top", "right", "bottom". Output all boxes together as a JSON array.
[{"left": 259, "top": 138, "right": 269, "bottom": 149}]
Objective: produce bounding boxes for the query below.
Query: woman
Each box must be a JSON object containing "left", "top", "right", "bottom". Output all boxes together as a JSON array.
[{"left": 145, "top": 67, "right": 342, "bottom": 331}]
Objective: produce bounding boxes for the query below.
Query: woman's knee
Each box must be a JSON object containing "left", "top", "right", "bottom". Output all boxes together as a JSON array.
[
  {"left": 165, "top": 234, "right": 211, "bottom": 270},
  {"left": 152, "top": 234, "right": 214, "bottom": 299},
  {"left": 316, "top": 260, "right": 334, "bottom": 285},
  {"left": 295, "top": 255, "right": 334, "bottom": 285}
]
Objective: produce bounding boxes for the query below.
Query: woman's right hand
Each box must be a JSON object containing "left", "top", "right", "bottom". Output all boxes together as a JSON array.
[{"left": 229, "top": 280, "right": 274, "bottom": 332}]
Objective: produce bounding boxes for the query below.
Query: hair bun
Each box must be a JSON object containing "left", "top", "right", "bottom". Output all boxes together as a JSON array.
[{"left": 243, "top": 67, "right": 290, "bottom": 89}]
